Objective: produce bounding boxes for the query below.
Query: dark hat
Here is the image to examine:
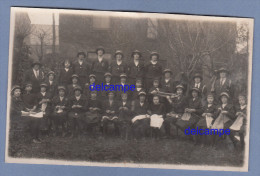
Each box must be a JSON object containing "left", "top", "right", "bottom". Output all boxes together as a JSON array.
[
  {"left": 73, "top": 86, "right": 82, "bottom": 92},
  {"left": 120, "top": 73, "right": 127, "bottom": 78},
  {"left": 89, "top": 74, "right": 96, "bottom": 79},
  {"left": 106, "top": 91, "right": 115, "bottom": 96},
  {"left": 24, "top": 83, "right": 32, "bottom": 87},
  {"left": 150, "top": 51, "right": 159, "bottom": 59},
  {"left": 207, "top": 93, "right": 214, "bottom": 98},
  {"left": 47, "top": 71, "right": 55, "bottom": 77},
  {"left": 193, "top": 73, "right": 203, "bottom": 81},
  {"left": 115, "top": 50, "right": 124, "bottom": 57},
  {"left": 96, "top": 46, "right": 105, "bottom": 54},
  {"left": 163, "top": 68, "right": 172, "bottom": 74},
  {"left": 138, "top": 91, "right": 146, "bottom": 96},
  {"left": 132, "top": 50, "right": 142, "bottom": 57},
  {"left": 220, "top": 92, "right": 230, "bottom": 99},
  {"left": 190, "top": 87, "right": 201, "bottom": 94},
  {"left": 176, "top": 84, "right": 185, "bottom": 90},
  {"left": 31, "top": 60, "right": 42, "bottom": 67},
  {"left": 77, "top": 51, "right": 86, "bottom": 57},
  {"left": 71, "top": 74, "right": 79, "bottom": 79},
  {"left": 58, "top": 86, "right": 66, "bottom": 91},
  {"left": 218, "top": 67, "right": 229, "bottom": 74},
  {"left": 104, "top": 72, "right": 112, "bottom": 77},
  {"left": 11, "top": 85, "right": 21, "bottom": 93},
  {"left": 40, "top": 83, "right": 48, "bottom": 88},
  {"left": 153, "top": 77, "right": 160, "bottom": 82},
  {"left": 135, "top": 77, "right": 143, "bottom": 82},
  {"left": 90, "top": 90, "right": 98, "bottom": 94}
]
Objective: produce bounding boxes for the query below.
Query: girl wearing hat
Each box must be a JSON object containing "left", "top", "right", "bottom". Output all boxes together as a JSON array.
[
  {"left": 67, "top": 74, "right": 80, "bottom": 97},
  {"left": 127, "top": 50, "right": 145, "bottom": 85},
  {"left": 131, "top": 78, "right": 145, "bottom": 101},
  {"left": 83, "top": 74, "right": 97, "bottom": 99},
  {"left": 229, "top": 94, "right": 247, "bottom": 150},
  {"left": 164, "top": 84, "right": 187, "bottom": 138},
  {"left": 100, "top": 72, "right": 113, "bottom": 99},
  {"left": 67, "top": 86, "right": 87, "bottom": 138},
  {"left": 195, "top": 93, "right": 218, "bottom": 146},
  {"left": 110, "top": 50, "right": 127, "bottom": 83},
  {"left": 21, "top": 83, "right": 37, "bottom": 113},
  {"left": 91, "top": 47, "right": 109, "bottom": 84},
  {"left": 73, "top": 52, "right": 90, "bottom": 86},
  {"left": 51, "top": 86, "right": 69, "bottom": 137},
  {"left": 144, "top": 51, "right": 162, "bottom": 90},
  {"left": 189, "top": 73, "right": 207, "bottom": 106},
  {"left": 36, "top": 83, "right": 52, "bottom": 135},
  {"left": 131, "top": 91, "right": 150, "bottom": 139},
  {"left": 175, "top": 87, "right": 203, "bottom": 134},
  {"left": 58, "top": 59, "right": 73, "bottom": 86},
  {"left": 46, "top": 71, "right": 58, "bottom": 98}
]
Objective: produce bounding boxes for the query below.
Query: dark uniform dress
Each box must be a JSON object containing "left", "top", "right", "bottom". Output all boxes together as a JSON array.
[
  {"left": 188, "top": 82, "right": 207, "bottom": 106},
  {"left": 212, "top": 78, "right": 233, "bottom": 100},
  {"left": 23, "top": 68, "right": 45, "bottom": 93},
  {"left": 131, "top": 87, "right": 144, "bottom": 101},
  {"left": 131, "top": 100, "right": 149, "bottom": 138},
  {"left": 58, "top": 68, "right": 73, "bottom": 86},
  {"left": 110, "top": 61, "right": 127, "bottom": 83},
  {"left": 67, "top": 84, "right": 79, "bottom": 98},
  {"left": 212, "top": 103, "right": 235, "bottom": 129},
  {"left": 101, "top": 99, "right": 119, "bottom": 135},
  {"left": 91, "top": 58, "right": 109, "bottom": 84},
  {"left": 176, "top": 97, "right": 203, "bottom": 130},
  {"left": 160, "top": 78, "right": 177, "bottom": 112},
  {"left": 127, "top": 61, "right": 145, "bottom": 84},
  {"left": 144, "top": 62, "right": 162, "bottom": 90},
  {"left": 46, "top": 80, "right": 58, "bottom": 98},
  {"left": 68, "top": 95, "right": 87, "bottom": 136},
  {"left": 117, "top": 100, "right": 132, "bottom": 138},
  {"left": 73, "top": 60, "right": 91, "bottom": 86},
  {"left": 51, "top": 96, "right": 69, "bottom": 132},
  {"left": 85, "top": 98, "right": 103, "bottom": 129},
  {"left": 164, "top": 95, "right": 187, "bottom": 137},
  {"left": 21, "top": 92, "right": 37, "bottom": 110},
  {"left": 196, "top": 104, "right": 218, "bottom": 129}
]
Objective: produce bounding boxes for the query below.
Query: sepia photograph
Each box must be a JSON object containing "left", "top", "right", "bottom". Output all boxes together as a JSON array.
[{"left": 5, "top": 7, "right": 253, "bottom": 171}]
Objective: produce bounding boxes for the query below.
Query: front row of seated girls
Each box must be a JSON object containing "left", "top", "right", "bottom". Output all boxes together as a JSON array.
[{"left": 10, "top": 83, "right": 247, "bottom": 150}]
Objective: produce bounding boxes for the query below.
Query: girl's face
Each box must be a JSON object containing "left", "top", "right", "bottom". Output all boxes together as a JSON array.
[
  {"left": 121, "top": 94, "right": 128, "bottom": 101},
  {"left": 116, "top": 54, "right": 122, "bottom": 61},
  {"left": 33, "top": 64, "right": 40, "bottom": 70},
  {"left": 41, "top": 87, "right": 46, "bottom": 92},
  {"left": 25, "top": 86, "right": 32, "bottom": 92},
  {"left": 91, "top": 93, "right": 97, "bottom": 99},
  {"left": 194, "top": 77, "right": 201, "bottom": 83},
  {"left": 239, "top": 96, "right": 246, "bottom": 106},
  {"left": 59, "top": 90, "right": 65, "bottom": 97},
  {"left": 221, "top": 96, "right": 228, "bottom": 104},
  {"left": 151, "top": 56, "right": 158, "bottom": 62},
  {"left": 133, "top": 53, "right": 140, "bottom": 60},
  {"left": 207, "top": 96, "right": 214, "bottom": 104},
  {"left": 75, "top": 90, "right": 81, "bottom": 96},
  {"left": 78, "top": 54, "right": 84, "bottom": 60},
  {"left": 48, "top": 74, "right": 54, "bottom": 81},
  {"left": 153, "top": 96, "right": 160, "bottom": 104},
  {"left": 153, "top": 81, "right": 159, "bottom": 88},
  {"left": 139, "top": 95, "right": 145, "bottom": 102},
  {"left": 72, "top": 78, "right": 78, "bottom": 84},
  {"left": 220, "top": 72, "right": 227, "bottom": 78},
  {"left": 136, "top": 81, "right": 142, "bottom": 88},
  {"left": 90, "top": 77, "right": 95, "bottom": 84},
  {"left": 121, "top": 77, "right": 126, "bottom": 83},
  {"left": 176, "top": 88, "right": 183, "bottom": 95},
  {"left": 108, "top": 93, "right": 114, "bottom": 99},
  {"left": 64, "top": 61, "right": 71, "bottom": 68},
  {"left": 97, "top": 50, "right": 104, "bottom": 56},
  {"left": 192, "top": 91, "right": 198, "bottom": 98},
  {"left": 165, "top": 72, "right": 171, "bottom": 79},
  {"left": 13, "top": 89, "right": 21, "bottom": 97},
  {"left": 105, "top": 77, "right": 111, "bottom": 83}
]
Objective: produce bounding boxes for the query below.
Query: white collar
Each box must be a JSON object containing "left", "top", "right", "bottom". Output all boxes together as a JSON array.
[
  {"left": 75, "top": 95, "right": 81, "bottom": 100},
  {"left": 208, "top": 104, "right": 213, "bottom": 107},
  {"left": 222, "top": 103, "right": 227, "bottom": 108},
  {"left": 117, "top": 60, "right": 122, "bottom": 65},
  {"left": 41, "top": 92, "right": 46, "bottom": 96},
  {"left": 65, "top": 68, "right": 69, "bottom": 71},
  {"left": 151, "top": 60, "right": 157, "bottom": 65},
  {"left": 98, "top": 56, "right": 103, "bottom": 62},
  {"left": 240, "top": 104, "right": 246, "bottom": 110},
  {"left": 134, "top": 60, "right": 139, "bottom": 66}
]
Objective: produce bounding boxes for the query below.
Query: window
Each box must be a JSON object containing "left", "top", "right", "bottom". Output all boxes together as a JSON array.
[
  {"left": 147, "top": 19, "right": 158, "bottom": 39},
  {"left": 92, "top": 16, "right": 110, "bottom": 29}
]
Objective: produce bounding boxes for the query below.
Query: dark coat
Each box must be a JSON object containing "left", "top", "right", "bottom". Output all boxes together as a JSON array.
[
  {"left": 102, "top": 99, "right": 119, "bottom": 116},
  {"left": 87, "top": 99, "right": 103, "bottom": 113},
  {"left": 216, "top": 103, "right": 236, "bottom": 120},
  {"left": 170, "top": 95, "right": 187, "bottom": 114},
  {"left": 91, "top": 58, "right": 109, "bottom": 82},
  {"left": 10, "top": 96, "right": 25, "bottom": 117},
  {"left": 23, "top": 68, "right": 45, "bottom": 93},
  {"left": 148, "top": 103, "right": 166, "bottom": 116},
  {"left": 186, "top": 97, "right": 203, "bottom": 116},
  {"left": 58, "top": 68, "right": 73, "bottom": 85},
  {"left": 21, "top": 92, "right": 37, "bottom": 110},
  {"left": 46, "top": 80, "right": 58, "bottom": 98},
  {"left": 52, "top": 96, "right": 69, "bottom": 113},
  {"left": 127, "top": 61, "right": 145, "bottom": 79},
  {"left": 212, "top": 78, "right": 233, "bottom": 98},
  {"left": 144, "top": 62, "right": 162, "bottom": 79},
  {"left": 160, "top": 78, "right": 176, "bottom": 93},
  {"left": 68, "top": 95, "right": 87, "bottom": 114},
  {"left": 132, "top": 100, "right": 149, "bottom": 116},
  {"left": 36, "top": 92, "right": 52, "bottom": 114},
  {"left": 110, "top": 61, "right": 127, "bottom": 80},
  {"left": 72, "top": 60, "right": 91, "bottom": 85}
]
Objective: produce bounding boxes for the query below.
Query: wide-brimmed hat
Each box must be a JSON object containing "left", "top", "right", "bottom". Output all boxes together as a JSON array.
[
  {"left": 71, "top": 74, "right": 79, "bottom": 79},
  {"left": 131, "top": 50, "right": 142, "bottom": 57},
  {"left": 89, "top": 74, "right": 96, "bottom": 79},
  {"left": 104, "top": 72, "right": 112, "bottom": 77},
  {"left": 106, "top": 91, "right": 115, "bottom": 96},
  {"left": 47, "top": 71, "right": 55, "bottom": 77},
  {"left": 57, "top": 86, "right": 66, "bottom": 91},
  {"left": 11, "top": 85, "right": 21, "bottom": 93},
  {"left": 153, "top": 77, "right": 160, "bottom": 82},
  {"left": 96, "top": 46, "right": 105, "bottom": 54},
  {"left": 207, "top": 93, "right": 214, "bottom": 98},
  {"left": 220, "top": 92, "right": 230, "bottom": 99},
  {"left": 190, "top": 87, "right": 201, "bottom": 94},
  {"left": 73, "top": 85, "right": 82, "bottom": 92},
  {"left": 138, "top": 91, "right": 146, "bottom": 96},
  {"left": 77, "top": 51, "right": 86, "bottom": 58},
  {"left": 150, "top": 51, "right": 160, "bottom": 59},
  {"left": 176, "top": 84, "right": 185, "bottom": 90},
  {"left": 115, "top": 50, "right": 124, "bottom": 57},
  {"left": 120, "top": 73, "right": 127, "bottom": 78},
  {"left": 163, "top": 68, "right": 172, "bottom": 74},
  {"left": 192, "top": 73, "right": 203, "bottom": 81},
  {"left": 40, "top": 83, "right": 48, "bottom": 88},
  {"left": 31, "top": 60, "right": 42, "bottom": 67},
  {"left": 217, "top": 67, "right": 229, "bottom": 74},
  {"left": 24, "top": 83, "right": 32, "bottom": 88}
]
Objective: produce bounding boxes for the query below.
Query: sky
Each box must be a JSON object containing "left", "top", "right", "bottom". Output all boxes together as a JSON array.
[{"left": 28, "top": 12, "right": 59, "bottom": 25}]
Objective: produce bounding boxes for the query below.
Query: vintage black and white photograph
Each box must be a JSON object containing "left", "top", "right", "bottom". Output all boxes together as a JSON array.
[{"left": 6, "top": 7, "right": 253, "bottom": 171}]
